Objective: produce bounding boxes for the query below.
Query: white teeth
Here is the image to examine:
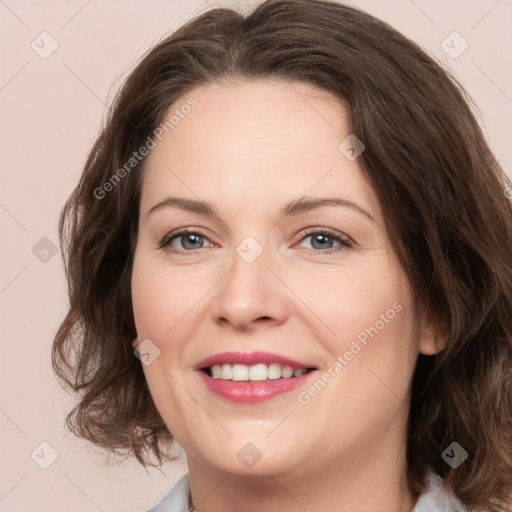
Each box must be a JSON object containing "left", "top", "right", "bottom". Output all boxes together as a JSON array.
[
  {"left": 249, "top": 363, "right": 268, "bottom": 381},
  {"left": 221, "top": 364, "right": 232, "bottom": 380},
  {"left": 267, "top": 363, "right": 282, "bottom": 380},
  {"left": 208, "top": 363, "right": 310, "bottom": 381},
  {"left": 281, "top": 365, "right": 293, "bottom": 378},
  {"left": 232, "top": 364, "right": 249, "bottom": 381}
]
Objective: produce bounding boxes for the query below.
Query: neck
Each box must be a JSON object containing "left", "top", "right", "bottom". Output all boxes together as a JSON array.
[{"left": 187, "top": 425, "right": 419, "bottom": 512}]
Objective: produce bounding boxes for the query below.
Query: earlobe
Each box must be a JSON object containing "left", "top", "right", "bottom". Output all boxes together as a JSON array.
[
  {"left": 418, "top": 334, "right": 443, "bottom": 356},
  {"left": 417, "top": 311, "right": 447, "bottom": 356}
]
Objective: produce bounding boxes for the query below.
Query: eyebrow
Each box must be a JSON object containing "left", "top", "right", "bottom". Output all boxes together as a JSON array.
[{"left": 146, "top": 196, "right": 375, "bottom": 224}]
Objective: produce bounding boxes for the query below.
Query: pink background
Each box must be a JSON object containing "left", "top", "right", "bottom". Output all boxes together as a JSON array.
[{"left": 1, "top": 1, "right": 511, "bottom": 510}]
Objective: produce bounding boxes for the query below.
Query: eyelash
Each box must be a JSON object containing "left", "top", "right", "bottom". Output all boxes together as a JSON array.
[{"left": 157, "top": 227, "right": 353, "bottom": 255}]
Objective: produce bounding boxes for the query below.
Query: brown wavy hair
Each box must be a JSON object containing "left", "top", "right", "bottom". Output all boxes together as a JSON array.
[{"left": 52, "top": 0, "right": 512, "bottom": 509}]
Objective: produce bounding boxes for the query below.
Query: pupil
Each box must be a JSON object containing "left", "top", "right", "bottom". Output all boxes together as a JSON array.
[
  {"left": 312, "top": 234, "right": 333, "bottom": 249},
  {"left": 183, "top": 234, "right": 202, "bottom": 249}
]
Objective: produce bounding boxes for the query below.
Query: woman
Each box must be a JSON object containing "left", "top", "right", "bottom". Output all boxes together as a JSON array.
[{"left": 52, "top": 1, "right": 512, "bottom": 511}]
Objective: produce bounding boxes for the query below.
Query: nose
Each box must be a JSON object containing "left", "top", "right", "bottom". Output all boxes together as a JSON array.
[{"left": 211, "top": 246, "right": 289, "bottom": 331}]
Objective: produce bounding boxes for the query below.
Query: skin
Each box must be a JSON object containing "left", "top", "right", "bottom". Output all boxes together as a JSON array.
[{"left": 131, "top": 79, "right": 440, "bottom": 512}]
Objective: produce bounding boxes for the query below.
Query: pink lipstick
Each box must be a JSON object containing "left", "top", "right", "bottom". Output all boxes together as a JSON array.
[{"left": 195, "top": 351, "right": 317, "bottom": 403}]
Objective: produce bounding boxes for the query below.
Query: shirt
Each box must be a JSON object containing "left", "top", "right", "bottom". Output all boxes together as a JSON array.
[{"left": 147, "top": 470, "right": 468, "bottom": 512}]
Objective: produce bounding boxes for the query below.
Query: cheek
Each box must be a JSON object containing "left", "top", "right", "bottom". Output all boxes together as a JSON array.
[
  {"left": 131, "top": 255, "right": 197, "bottom": 434},
  {"left": 291, "top": 257, "right": 414, "bottom": 349},
  {"left": 296, "top": 262, "right": 418, "bottom": 447},
  {"left": 131, "top": 254, "right": 202, "bottom": 340},
  {"left": 300, "top": 258, "right": 419, "bottom": 412}
]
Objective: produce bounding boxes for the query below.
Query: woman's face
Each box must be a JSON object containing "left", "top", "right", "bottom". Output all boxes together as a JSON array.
[{"left": 131, "top": 79, "right": 434, "bottom": 479}]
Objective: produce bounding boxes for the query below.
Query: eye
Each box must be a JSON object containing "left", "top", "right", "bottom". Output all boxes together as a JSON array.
[
  {"left": 157, "top": 227, "right": 353, "bottom": 254},
  {"left": 295, "top": 228, "right": 353, "bottom": 254},
  {"left": 158, "top": 229, "right": 214, "bottom": 252}
]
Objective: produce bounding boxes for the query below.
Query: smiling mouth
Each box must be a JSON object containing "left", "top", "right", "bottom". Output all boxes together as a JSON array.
[{"left": 201, "top": 363, "right": 316, "bottom": 381}]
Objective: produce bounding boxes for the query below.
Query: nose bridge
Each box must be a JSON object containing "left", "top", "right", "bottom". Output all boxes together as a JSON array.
[{"left": 212, "top": 234, "right": 288, "bottom": 328}]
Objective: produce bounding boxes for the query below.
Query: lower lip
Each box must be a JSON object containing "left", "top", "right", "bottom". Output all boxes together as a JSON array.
[{"left": 198, "top": 371, "right": 315, "bottom": 403}]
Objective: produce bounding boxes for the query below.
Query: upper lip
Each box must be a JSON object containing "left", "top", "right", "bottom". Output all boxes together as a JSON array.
[{"left": 194, "top": 351, "right": 316, "bottom": 370}]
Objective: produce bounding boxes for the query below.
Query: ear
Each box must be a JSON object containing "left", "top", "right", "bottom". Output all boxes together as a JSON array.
[
  {"left": 417, "top": 308, "right": 447, "bottom": 356},
  {"left": 132, "top": 337, "right": 140, "bottom": 349}
]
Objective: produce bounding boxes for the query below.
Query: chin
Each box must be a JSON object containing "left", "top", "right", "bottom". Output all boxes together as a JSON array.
[{"left": 187, "top": 434, "right": 310, "bottom": 478}]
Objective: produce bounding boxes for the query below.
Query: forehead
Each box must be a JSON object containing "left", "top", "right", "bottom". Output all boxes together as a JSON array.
[{"left": 139, "top": 79, "right": 380, "bottom": 221}]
